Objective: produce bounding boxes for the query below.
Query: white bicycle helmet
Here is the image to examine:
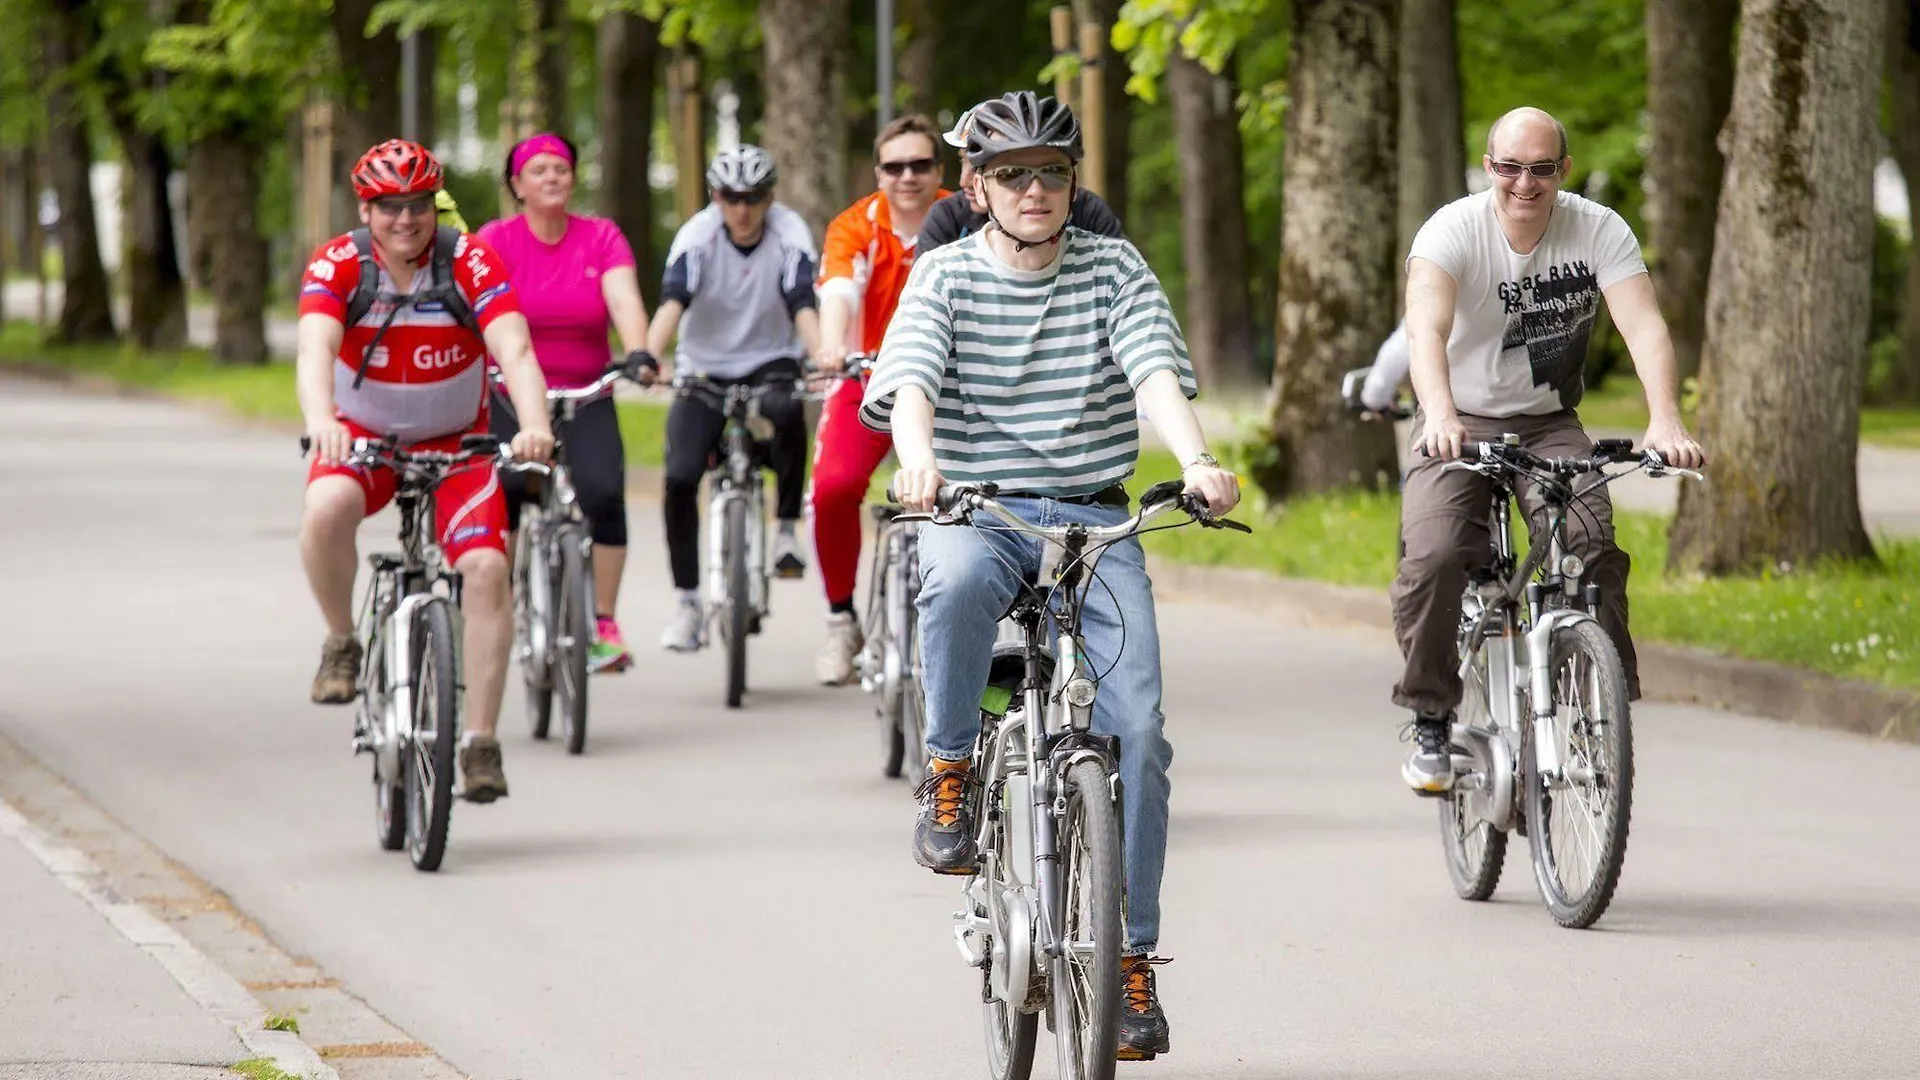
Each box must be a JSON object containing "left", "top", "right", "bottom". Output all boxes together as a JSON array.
[{"left": 706, "top": 144, "right": 778, "bottom": 193}]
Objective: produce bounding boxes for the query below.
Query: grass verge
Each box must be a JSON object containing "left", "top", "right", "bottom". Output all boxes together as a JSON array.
[
  {"left": 9, "top": 322, "right": 1916, "bottom": 691},
  {"left": 230, "top": 1059, "right": 300, "bottom": 1080}
]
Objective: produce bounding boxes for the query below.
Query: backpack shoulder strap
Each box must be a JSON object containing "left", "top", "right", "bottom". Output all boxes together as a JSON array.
[
  {"left": 342, "top": 228, "right": 378, "bottom": 326},
  {"left": 429, "top": 225, "right": 480, "bottom": 336}
]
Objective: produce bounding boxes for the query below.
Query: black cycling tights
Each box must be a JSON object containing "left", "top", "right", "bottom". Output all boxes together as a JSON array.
[
  {"left": 491, "top": 394, "right": 628, "bottom": 547},
  {"left": 662, "top": 357, "right": 807, "bottom": 591}
]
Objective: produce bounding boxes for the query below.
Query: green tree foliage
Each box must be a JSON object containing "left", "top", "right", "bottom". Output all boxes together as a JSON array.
[{"left": 145, "top": 0, "right": 331, "bottom": 142}]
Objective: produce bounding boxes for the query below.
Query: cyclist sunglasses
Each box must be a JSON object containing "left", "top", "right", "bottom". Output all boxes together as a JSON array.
[
  {"left": 1489, "top": 159, "right": 1562, "bottom": 179},
  {"left": 878, "top": 157, "right": 937, "bottom": 177},
  {"left": 372, "top": 195, "right": 436, "bottom": 217},
  {"left": 718, "top": 189, "right": 770, "bottom": 206},
  {"left": 982, "top": 163, "right": 1075, "bottom": 193}
]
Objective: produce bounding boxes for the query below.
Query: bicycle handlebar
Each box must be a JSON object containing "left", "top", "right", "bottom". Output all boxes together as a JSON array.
[
  {"left": 1442, "top": 437, "right": 1705, "bottom": 483},
  {"left": 905, "top": 480, "right": 1253, "bottom": 540},
  {"left": 489, "top": 353, "right": 657, "bottom": 403},
  {"left": 299, "top": 433, "right": 550, "bottom": 475}
]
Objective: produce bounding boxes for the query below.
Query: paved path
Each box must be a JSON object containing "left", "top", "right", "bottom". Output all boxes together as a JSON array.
[{"left": 3, "top": 375, "right": 1919, "bottom": 1078}]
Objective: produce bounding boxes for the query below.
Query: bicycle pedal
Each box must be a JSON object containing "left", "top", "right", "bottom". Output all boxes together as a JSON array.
[
  {"left": 1116, "top": 1050, "right": 1158, "bottom": 1062},
  {"left": 351, "top": 736, "right": 372, "bottom": 755}
]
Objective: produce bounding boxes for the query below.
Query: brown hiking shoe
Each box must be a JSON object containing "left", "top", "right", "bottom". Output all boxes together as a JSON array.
[
  {"left": 458, "top": 736, "right": 510, "bottom": 803},
  {"left": 310, "top": 632, "right": 362, "bottom": 705},
  {"left": 1117, "top": 956, "right": 1172, "bottom": 1059},
  {"left": 912, "top": 757, "right": 977, "bottom": 873}
]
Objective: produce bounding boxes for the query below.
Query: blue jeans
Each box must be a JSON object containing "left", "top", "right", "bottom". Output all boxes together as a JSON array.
[{"left": 916, "top": 497, "right": 1173, "bottom": 956}]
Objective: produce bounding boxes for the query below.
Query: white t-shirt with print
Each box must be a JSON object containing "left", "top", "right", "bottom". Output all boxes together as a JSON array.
[{"left": 1408, "top": 190, "right": 1647, "bottom": 418}]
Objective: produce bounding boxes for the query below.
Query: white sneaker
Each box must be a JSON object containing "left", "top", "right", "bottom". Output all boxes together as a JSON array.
[
  {"left": 659, "top": 599, "right": 704, "bottom": 652},
  {"left": 816, "top": 611, "right": 864, "bottom": 685},
  {"left": 772, "top": 530, "right": 807, "bottom": 579}
]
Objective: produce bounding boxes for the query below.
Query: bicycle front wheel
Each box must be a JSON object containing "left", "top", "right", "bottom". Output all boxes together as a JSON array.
[
  {"left": 1050, "top": 759, "right": 1121, "bottom": 1080},
  {"left": 554, "top": 526, "right": 591, "bottom": 755},
  {"left": 1524, "top": 618, "right": 1633, "bottom": 928},
  {"left": 723, "top": 495, "right": 749, "bottom": 709},
  {"left": 404, "top": 599, "right": 460, "bottom": 872},
  {"left": 517, "top": 525, "right": 555, "bottom": 740},
  {"left": 899, "top": 611, "right": 928, "bottom": 786}
]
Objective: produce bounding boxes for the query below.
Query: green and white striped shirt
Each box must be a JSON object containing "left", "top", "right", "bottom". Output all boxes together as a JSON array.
[{"left": 859, "top": 227, "right": 1197, "bottom": 497}]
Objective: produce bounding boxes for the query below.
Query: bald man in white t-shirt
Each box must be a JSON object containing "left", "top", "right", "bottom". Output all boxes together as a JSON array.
[{"left": 1392, "top": 106, "right": 1707, "bottom": 795}]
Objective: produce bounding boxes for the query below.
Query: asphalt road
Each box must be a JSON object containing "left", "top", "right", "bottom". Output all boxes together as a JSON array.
[{"left": 5, "top": 376, "right": 1919, "bottom": 1079}]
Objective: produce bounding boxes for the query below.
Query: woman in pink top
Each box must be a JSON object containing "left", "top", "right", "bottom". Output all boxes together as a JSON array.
[{"left": 480, "top": 132, "right": 654, "bottom": 673}]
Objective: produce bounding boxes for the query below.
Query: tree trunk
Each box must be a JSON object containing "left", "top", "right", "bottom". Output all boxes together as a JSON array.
[
  {"left": 329, "top": 0, "right": 403, "bottom": 156},
  {"left": 1645, "top": 0, "right": 1738, "bottom": 382},
  {"left": 415, "top": 28, "right": 440, "bottom": 151},
  {"left": 1397, "top": 0, "right": 1463, "bottom": 276},
  {"left": 535, "top": 0, "right": 571, "bottom": 137},
  {"left": 760, "top": 0, "right": 850, "bottom": 240},
  {"left": 188, "top": 129, "right": 269, "bottom": 365},
  {"left": 114, "top": 127, "right": 189, "bottom": 349},
  {"left": 597, "top": 11, "right": 659, "bottom": 286},
  {"left": 1078, "top": 0, "right": 1131, "bottom": 219},
  {"left": 1883, "top": 0, "right": 1920, "bottom": 402},
  {"left": 899, "top": 0, "right": 939, "bottom": 119},
  {"left": 1257, "top": 0, "right": 1400, "bottom": 499},
  {"left": 1168, "top": 50, "right": 1259, "bottom": 395},
  {"left": 1667, "top": 0, "right": 1885, "bottom": 574},
  {"left": 41, "top": 6, "right": 116, "bottom": 344}
]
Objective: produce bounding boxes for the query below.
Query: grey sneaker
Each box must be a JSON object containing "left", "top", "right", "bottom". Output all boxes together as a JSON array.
[
  {"left": 458, "top": 736, "right": 509, "bottom": 803},
  {"left": 772, "top": 529, "right": 806, "bottom": 578},
  {"left": 1401, "top": 712, "right": 1454, "bottom": 795},
  {"left": 659, "top": 598, "right": 704, "bottom": 652},
  {"left": 311, "top": 632, "right": 361, "bottom": 705},
  {"left": 816, "top": 611, "right": 863, "bottom": 686}
]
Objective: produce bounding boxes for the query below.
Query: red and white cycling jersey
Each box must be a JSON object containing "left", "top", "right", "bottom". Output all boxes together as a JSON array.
[{"left": 298, "top": 232, "right": 521, "bottom": 441}]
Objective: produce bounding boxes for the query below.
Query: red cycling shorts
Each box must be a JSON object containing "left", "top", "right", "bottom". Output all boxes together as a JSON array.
[{"left": 306, "top": 418, "right": 508, "bottom": 566}]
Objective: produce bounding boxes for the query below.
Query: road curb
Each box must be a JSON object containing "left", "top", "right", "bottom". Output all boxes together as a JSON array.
[{"left": 1146, "top": 559, "right": 1920, "bottom": 745}]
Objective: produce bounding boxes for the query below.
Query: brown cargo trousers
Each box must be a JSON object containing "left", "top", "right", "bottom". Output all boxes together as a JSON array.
[{"left": 1389, "top": 409, "right": 1641, "bottom": 715}]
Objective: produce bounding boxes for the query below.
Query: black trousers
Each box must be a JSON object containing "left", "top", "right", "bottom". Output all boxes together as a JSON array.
[
  {"left": 662, "top": 357, "right": 807, "bottom": 590},
  {"left": 490, "top": 394, "right": 628, "bottom": 547}
]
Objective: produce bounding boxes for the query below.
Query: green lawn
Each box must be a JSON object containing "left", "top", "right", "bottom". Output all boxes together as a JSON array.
[
  {"left": 9, "top": 318, "right": 1917, "bottom": 691},
  {"left": 1579, "top": 371, "right": 1920, "bottom": 449}
]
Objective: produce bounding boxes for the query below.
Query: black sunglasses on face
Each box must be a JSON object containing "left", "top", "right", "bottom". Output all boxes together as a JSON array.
[
  {"left": 878, "top": 157, "right": 937, "bottom": 178},
  {"left": 719, "top": 189, "right": 770, "bottom": 206},
  {"left": 373, "top": 195, "right": 436, "bottom": 217},
  {"left": 1490, "top": 159, "right": 1562, "bottom": 179},
  {"left": 982, "top": 163, "right": 1074, "bottom": 193}
]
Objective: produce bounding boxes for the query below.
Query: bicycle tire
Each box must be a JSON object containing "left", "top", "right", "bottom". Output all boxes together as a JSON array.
[
  {"left": 900, "top": 611, "right": 928, "bottom": 787},
  {"left": 724, "top": 495, "right": 749, "bottom": 709},
  {"left": 1439, "top": 646, "right": 1507, "bottom": 901},
  {"left": 1050, "top": 759, "right": 1121, "bottom": 1080},
  {"left": 404, "top": 599, "right": 460, "bottom": 873},
  {"left": 554, "top": 527, "right": 591, "bottom": 755},
  {"left": 1524, "top": 619, "right": 1633, "bottom": 929},
  {"left": 367, "top": 614, "right": 404, "bottom": 852},
  {"left": 518, "top": 526, "right": 555, "bottom": 740},
  {"left": 874, "top": 589, "right": 906, "bottom": 777}
]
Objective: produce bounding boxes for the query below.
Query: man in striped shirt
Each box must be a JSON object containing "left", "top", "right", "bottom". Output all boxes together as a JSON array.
[{"left": 860, "top": 91, "right": 1239, "bottom": 1062}]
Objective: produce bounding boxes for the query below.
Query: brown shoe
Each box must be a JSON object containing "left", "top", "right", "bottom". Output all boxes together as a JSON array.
[
  {"left": 310, "top": 632, "right": 362, "bottom": 705},
  {"left": 458, "top": 736, "right": 510, "bottom": 803}
]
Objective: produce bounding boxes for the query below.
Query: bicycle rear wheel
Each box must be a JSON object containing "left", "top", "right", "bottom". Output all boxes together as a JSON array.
[
  {"left": 366, "top": 617, "right": 404, "bottom": 852},
  {"left": 405, "top": 599, "right": 460, "bottom": 872},
  {"left": 517, "top": 525, "right": 555, "bottom": 740},
  {"left": 723, "top": 496, "right": 749, "bottom": 709},
  {"left": 899, "top": 611, "right": 928, "bottom": 786},
  {"left": 553, "top": 526, "right": 591, "bottom": 754},
  {"left": 1050, "top": 759, "right": 1121, "bottom": 1080},
  {"left": 1524, "top": 619, "right": 1633, "bottom": 928}
]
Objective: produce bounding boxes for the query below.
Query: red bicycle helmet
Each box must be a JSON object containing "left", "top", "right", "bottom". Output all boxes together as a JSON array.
[{"left": 350, "top": 139, "right": 444, "bottom": 201}]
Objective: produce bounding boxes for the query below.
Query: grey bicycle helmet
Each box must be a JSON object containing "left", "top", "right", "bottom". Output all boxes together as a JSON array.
[
  {"left": 964, "top": 91, "right": 1083, "bottom": 170},
  {"left": 706, "top": 144, "right": 778, "bottom": 193}
]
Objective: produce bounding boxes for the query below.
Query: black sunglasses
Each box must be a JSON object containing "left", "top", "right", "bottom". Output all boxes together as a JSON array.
[
  {"left": 372, "top": 195, "right": 436, "bottom": 217},
  {"left": 718, "top": 189, "right": 770, "bottom": 206},
  {"left": 981, "top": 163, "right": 1074, "bottom": 193},
  {"left": 878, "top": 157, "right": 937, "bottom": 178},
  {"left": 1489, "top": 159, "right": 1562, "bottom": 179}
]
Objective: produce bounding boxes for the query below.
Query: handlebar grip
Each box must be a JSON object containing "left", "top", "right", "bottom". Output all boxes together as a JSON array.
[
  {"left": 299, "top": 435, "right": 312, "bottom": 455},
  {"left": 460, "top": 433, "right": 502, "bottom": 452}
]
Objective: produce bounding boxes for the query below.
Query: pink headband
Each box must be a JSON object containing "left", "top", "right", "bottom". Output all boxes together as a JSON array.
[{"left": 510, "top": 133, "right": 573, "bottom": 177}]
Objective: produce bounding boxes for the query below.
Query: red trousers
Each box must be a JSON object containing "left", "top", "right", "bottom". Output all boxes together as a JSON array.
[{"left": 807, "top": 377, "right": 895, "bottom": 606}]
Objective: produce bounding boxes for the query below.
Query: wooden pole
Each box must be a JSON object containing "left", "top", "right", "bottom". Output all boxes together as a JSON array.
[
  {"left": 676, "top": 55, "right": 705, "bottom": 222},
  {"left": 1050, "top": 7, "right": 1076, "bottom": 112},
  {"left": 1078, "top": 20, "right": 1105, "bottom": 197},
  {"left": 301, "top": 96, "right": 334, "bottom": 257}
]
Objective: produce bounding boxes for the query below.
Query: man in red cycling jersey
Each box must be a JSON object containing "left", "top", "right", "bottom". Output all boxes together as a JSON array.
[
  {"left": 296, "top": 139, "right": 555, "bottom": 804},
  {"left": 809, "top": 113, "right": 950, "bottom": 684}
]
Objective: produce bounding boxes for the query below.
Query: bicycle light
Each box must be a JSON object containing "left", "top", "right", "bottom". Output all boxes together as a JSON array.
[
  {"left": 1063, "top": 676, "right": 1097, "bottom": 709},
  {"left": 1559, "top": 553, "right": 1585, "bottom": 580}
]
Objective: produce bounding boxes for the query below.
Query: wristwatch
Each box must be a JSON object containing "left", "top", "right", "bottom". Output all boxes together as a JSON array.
[{"left": 1182, "top": 452, "right": 1220, "bottom": 471}]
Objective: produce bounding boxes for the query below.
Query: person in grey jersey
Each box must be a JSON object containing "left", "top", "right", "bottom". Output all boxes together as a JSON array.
[
  {"left": 646, "top": 145, "right": 823, "bottom": 652},
  {"left": 859, "top": 91, "right": 1239, "bottom": 1061}
]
